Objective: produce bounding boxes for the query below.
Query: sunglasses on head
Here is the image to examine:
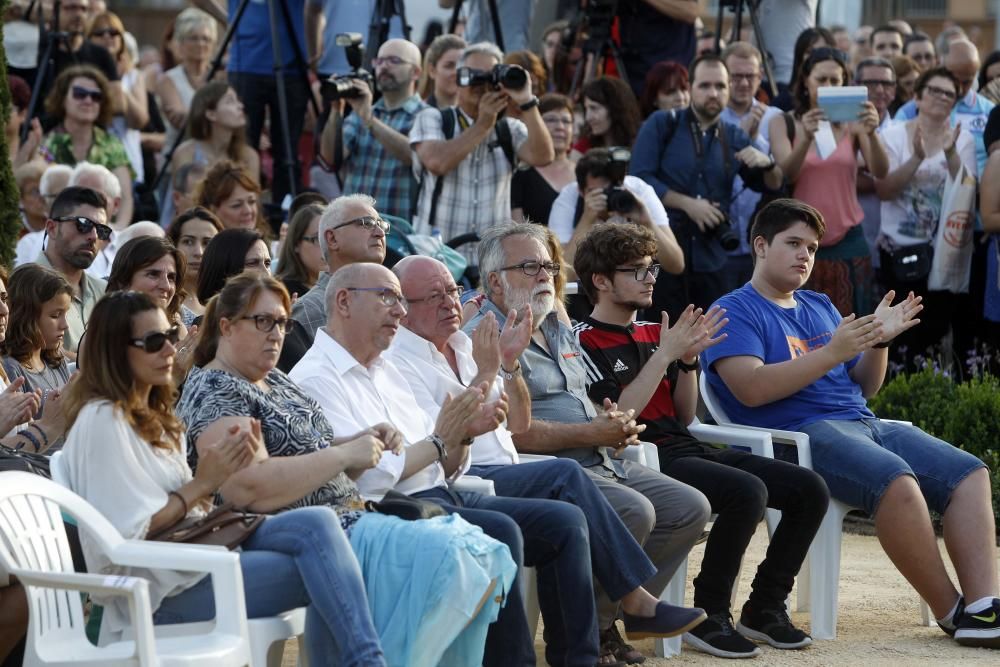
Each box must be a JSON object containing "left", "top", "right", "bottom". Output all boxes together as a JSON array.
[
  {"left": 806, "top": 47, "right": 848, "bottom": 66},
  {"left": 129, "top": 326, "right": 181, "bottom": 353},
  {"left": 71, "top": 85, "right": 103, "bottom": 103},
  {"left": 52, "top": 215, "right": 113, "bottom": 240}
]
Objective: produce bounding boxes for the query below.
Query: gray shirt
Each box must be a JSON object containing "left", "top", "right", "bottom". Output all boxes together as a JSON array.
[
  {"left": 290, "top": 271, "right": 331, "bottom": 342},
  {"left": 463, "top": 298, "right": 625, "bottom": 479}
]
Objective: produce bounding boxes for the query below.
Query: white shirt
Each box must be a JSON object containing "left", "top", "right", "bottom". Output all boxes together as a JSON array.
[
  {"left": 14, "top": 230, "right": 43, "bottom": 267},
  {"left": 290, "top": 328, "right": 457, "bottom": 499},
  {"left": 548, "top": 175, "right": 670, "bottom": 244},
  {"left": 86, "top": 230, "right": 119, "bottom": 280},
  {"left": 387, "top": 326, "right": 519, "bottom": 467}
]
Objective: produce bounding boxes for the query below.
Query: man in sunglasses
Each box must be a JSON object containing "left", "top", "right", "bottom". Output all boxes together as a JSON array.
[
  {"left": 463, "top": 222, "right": 714, "bottom": 657},
  {"left": 574, "top": 221, "right": 830, "bottom": 658},
  {"left": 318, "top": 39, "right": 427, "bottom": 220},
  {"left": 36, "top": 186, "right": 110, "bottom": 357}
]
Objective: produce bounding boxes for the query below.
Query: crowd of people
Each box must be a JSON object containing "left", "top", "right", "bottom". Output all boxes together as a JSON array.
[{"left": 2, "top": 1, "right": 1000, "bottom": 665}]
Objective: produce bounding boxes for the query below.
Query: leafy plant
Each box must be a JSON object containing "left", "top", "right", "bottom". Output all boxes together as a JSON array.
[{"left": 0, "top": 11, "right": 23, "bottom": 266}]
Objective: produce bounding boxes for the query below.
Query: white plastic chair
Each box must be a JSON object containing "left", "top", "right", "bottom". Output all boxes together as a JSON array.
[
  {"left": 48, "top": 452, "right": 308, "bottom": 667},
  {"left": 698, "top": 373, "right": 933, "bottom": 639},
  {"left": 0, "top": 470, "right": 253, "bottom": 666}
]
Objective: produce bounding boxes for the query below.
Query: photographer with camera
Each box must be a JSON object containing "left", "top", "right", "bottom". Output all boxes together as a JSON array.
[
  {"left": 318, "top": 37, "right": 426, "bottom": 220},
  {"left": 549, "top": 147, "right": 684, "bottom": 280},
  {"left": 410, "top": 41, "right": 553, "bottom": 264},
  {"left": 631, "top": 53, "right": 784, "bottom": 321}
]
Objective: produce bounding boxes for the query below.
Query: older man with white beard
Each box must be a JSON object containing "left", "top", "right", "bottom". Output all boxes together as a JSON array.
[{"left": 463, "top": 222, "right": 711, "bottom": 647}]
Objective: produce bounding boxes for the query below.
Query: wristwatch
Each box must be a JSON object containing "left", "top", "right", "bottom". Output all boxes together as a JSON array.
[
  {"left": 500, "top": 361, "right": 522, "bottom": 381},
  {"left": 518, "top": 96, "right": 540, "bottom": 112},
  {"left": 676, "top": 357, "right": 700, "bottom": 373}
]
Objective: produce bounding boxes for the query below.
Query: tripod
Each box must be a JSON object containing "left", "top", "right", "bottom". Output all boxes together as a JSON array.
[
  {"left": 21, "top": 0, "right": 69, "bottom": 144},
  {"left": 447, "top": 0, "right": 505, "bottom": 52},
  {"left": 716, "top": 0, "right": 777, "bottom": 98},
  {"left": 152, "top": 0, "right": 321, "bottom": 201},
  {"left": 365, "top": 0, "right": 411, "bottom": 74},
  {"left": 568, "top": 1, "right": 629, "bottom": 99}
]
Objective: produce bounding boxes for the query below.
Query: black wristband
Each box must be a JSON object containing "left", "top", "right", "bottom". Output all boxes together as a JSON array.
[
  {"left": 873, "top": 341, "right": 890, "bottom": 349},
  {"left": 676, "top": 358, "right": 700, "bottom": 372},
  {"left": 518, "top": 96, "right": 539, "bottom": 111}
]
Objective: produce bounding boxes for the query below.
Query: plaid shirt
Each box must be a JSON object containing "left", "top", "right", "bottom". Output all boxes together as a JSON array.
[
  {"left": 409, "top": 106, "right": 527, "bottom": 263},
  {"left": 291, "top": 271, "right": 331, "bottom": 341},
  {"left": 342, "top": 95, "right": 427, "bottom": 219}
]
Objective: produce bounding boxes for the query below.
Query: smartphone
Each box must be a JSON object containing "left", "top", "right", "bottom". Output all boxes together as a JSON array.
[{"left": 817, "top": 86, "right": 868, "bottom": 123}]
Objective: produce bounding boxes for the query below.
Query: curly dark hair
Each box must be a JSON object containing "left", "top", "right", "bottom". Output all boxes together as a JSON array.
[
  {"left": 573, "top": 222, "right": 658, "bottom": 304},
  {"left": 579, "top": 77, "right": 641, "bottom": 148}
]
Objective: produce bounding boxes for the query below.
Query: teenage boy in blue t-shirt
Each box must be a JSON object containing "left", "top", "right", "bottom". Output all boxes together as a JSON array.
[{"left": 703, "top": 197, "right": 1000, "bottom": 648}]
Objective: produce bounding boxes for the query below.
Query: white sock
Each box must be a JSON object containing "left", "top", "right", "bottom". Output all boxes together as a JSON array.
[
  {"left": 936, "top": 596, "right": 963, "bottom": 625},
  {"left": 964, "top": 596, "right": 996, "bottom": 615}
]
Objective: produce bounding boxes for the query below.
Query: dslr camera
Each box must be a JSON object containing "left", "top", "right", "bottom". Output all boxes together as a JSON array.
[
  {"left": 602, "top": 146, "right": 638, "bottom": 215},
  {"left": 706, "top": 212, "right": 740, "bottom": 252},
  {"left": 321, "top": 33, "right": 374, "bottom": 102},
  {"left": 457, "top": 64, "right": 528, "bottom": 90}
]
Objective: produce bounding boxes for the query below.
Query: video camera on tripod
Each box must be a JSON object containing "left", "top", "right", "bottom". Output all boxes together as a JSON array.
[{"left": 320, "top": 33, "right": 375, "bottom": 102}]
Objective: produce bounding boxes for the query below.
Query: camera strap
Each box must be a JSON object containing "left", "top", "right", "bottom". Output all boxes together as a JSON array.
[{"left": 687, "top": 114, "right": 733, "bottom": 190}]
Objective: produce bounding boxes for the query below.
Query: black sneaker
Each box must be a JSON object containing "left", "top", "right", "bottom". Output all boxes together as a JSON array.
[
  {"left": 737, "top": 603, "right": 812, "bottom": 649},
  {"left": 955, "top": 598, "right": 1000, "bottom": 648},
  {"left": 938, "top": 596, "right": 964, "bottom": 637},
  {"left": 683, "top": 612, "right": 761, "bottom": 659},
  {"left": 601, "top": 624, "right": 645, "bottom": 665}
]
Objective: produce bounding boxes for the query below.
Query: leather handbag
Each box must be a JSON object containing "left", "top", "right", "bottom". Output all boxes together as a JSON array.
[
  {"left": 887, "top": 243, "right": 933, "bottom": 284},
  {"left": 148, "top": 502, "right": 264, "bottom": 550},
  {"left": 364, "top": 489, "right": 447, "bottom": 521}
]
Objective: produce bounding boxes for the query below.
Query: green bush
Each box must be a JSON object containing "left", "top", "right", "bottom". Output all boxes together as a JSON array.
[{"left": 868, "top": 368, "right": 958, "bottom": 438}]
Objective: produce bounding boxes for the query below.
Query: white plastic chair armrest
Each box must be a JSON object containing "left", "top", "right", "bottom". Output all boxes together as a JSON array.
[
  {"left": 451, "top": 476, "right": 495, "bottom": 496},
  {"left": 111, "top": 540, "right": 247, "bottom": 639},
  {"left": 688, "top": 423, "right": 776, "bottom": 459},
  {"left": 518, "top": 454, "right": 557, "bottom": 462}
]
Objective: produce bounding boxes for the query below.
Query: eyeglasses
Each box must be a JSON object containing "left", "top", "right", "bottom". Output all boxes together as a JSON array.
[
  {"left": 499, "top": 261, "right": 561, "bottom": 277},
  {"left": 331, "top": 216, "right": 390, "bottom": 233},
  {"left": 240, "top": 314, "right": 291, "bottom": 333},
  {"left": 91, "top": 28, "right": 120, "bottom": 38},
  {"left": 860, "top": 79, "right": 895, "bottom": 89},
  {"left": 405, "top": 285, "right": 462, "bottom": 307},
  {"left": 345, "top": 287, "right": 406, "bottom": 308},
  {"left": 615, "top": 264, "right": 661, "bottom": 281},
  {"left": 301, "top": 234, "right": 320, "bottom": 245},
  {"left": 70, "top": 86, "right": 103, "bottom": 103},
  {"left": 923, "top": 84, "right": 957, "bottom": 101},
  {"left": 129, "top": 326, "right": 180, "bottom": 353},
  {"left": 372, "top": 55, "right": 415, "bottom": 68},
  {"left": 52, "top": 215, "right": 113, "bottom": 240}
]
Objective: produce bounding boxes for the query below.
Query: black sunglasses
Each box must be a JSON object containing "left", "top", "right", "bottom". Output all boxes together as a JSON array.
[
  {"left": 129, "top": 326, "right": 180, "bottom": 353},
  {"left": 52, "top": 215, "right": 113, "bottom": 241},
  {"left": 91, "top": 28, "right": 121, "bottom": 38},
  {"left": 806, "top": 47, "right": 848, "bottom": 66},
  {"left": 70, "top": 85, "right": 103, "bottom": 103}
]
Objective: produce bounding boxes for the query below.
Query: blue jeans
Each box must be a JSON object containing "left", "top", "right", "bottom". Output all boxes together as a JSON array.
[
  {"left": 798, "top": 418, "right": 985, "bottom": 516},
  {"left": 415, "top": 485, "right": 597, "bottom": 667},
  {"left": 153, "top": 507, "right": 385, "bottom": 667}
]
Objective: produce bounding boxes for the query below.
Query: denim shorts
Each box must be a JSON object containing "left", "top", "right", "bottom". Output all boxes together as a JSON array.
[{"left": 797, "top": 418, "right": 984, "bottom": 516}]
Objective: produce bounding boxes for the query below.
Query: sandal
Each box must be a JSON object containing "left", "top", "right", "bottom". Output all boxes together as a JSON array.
[{"left": 601, "top": 624, "right": 646, "bottom": 665}]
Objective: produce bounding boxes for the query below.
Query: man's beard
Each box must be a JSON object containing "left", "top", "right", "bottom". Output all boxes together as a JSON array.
[
  {"left": 692, "top": 100, "right": 722, "bottom": 122},
  {"left": 377, "top": 75, "right": 404, "bottom": 93},
  {"left": 502, "top": 275, "right": 554, "bottom": 327},
  {"left": 61, "top": 243, "right": 95, "bottom": 269}
]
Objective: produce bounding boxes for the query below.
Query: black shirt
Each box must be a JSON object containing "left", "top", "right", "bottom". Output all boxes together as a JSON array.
[{"left": 511, "top": 166, "right": 560, "bottom": 226}]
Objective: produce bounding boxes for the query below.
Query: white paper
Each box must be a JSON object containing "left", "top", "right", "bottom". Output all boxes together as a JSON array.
[{"left": 814, "top": 121, "right": 837, "bottom": 160}]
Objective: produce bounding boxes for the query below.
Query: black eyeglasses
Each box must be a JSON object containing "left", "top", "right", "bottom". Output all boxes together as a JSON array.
[
  {"left": 240, "top": 314, "right": 291, "bottom": 333},
  {"left": 859, "top": 79, "right": 895, "bottom": 89},
  {"left": 806, "top": 47, "right": 848, "bottom": 65},
  {"left": 52, "top": 216, "right": 113, "bottom": 240},
  {"left": 331, "top": 216, "right": 390, "bottom": 232},
  {"left": 129, "top": 326, "right": 180, "bottom": 353},
  {"left": 499, "top": 261, "right": 561, "bottom": 277},
  {"left": 615, "top": 264, "right": 661, "bottom": 281},
  {"left": 923, "top": 84, "right": 957, "bottom": 101},
  {"left": 345, "top": 287, "right": 406, "bottom": 307},
  {"left": 70, "top": 85, "right": 103, "bottom": 103},
  {"left": 405, "top": 285, "right": 462, "bottom": 307}
]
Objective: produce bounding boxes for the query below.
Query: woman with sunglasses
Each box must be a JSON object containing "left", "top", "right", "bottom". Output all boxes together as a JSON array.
[
  {"left": 167, "top": 207, "right": 223, "bottom": 324},
  {"left": 42, "top": 65, "right": 136, "bottom": 227},
  {"left": 874, "top": 67, "right": 975, "bottom": 370},
  {"left": 176, "top": 272, "right": 513, "bottom": 666},
  {"left": 275, "top": 204, "right": 324, "bottom": 299},
  {"left": 0, "top": 265, "right": 72, "bottom": 427},
  {"left": 59, "top": 290, "right": 390, "bottom": 664},
  {"left": 196, "top": 228, "right": 271, "bottom": 309},
  {"left": 769, "top": 47, "right": 889, "bottom": 317}
]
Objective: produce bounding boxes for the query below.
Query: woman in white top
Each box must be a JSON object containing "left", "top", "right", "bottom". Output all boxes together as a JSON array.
[
  {"left": 59, "top": 291, "right": 388, "bottom": 665},
  {"left": 156, "top": 8, "right": 216, "bottom": 144},
  {"left": 875, "top": 66, "right": 977, "bottom": 366}
]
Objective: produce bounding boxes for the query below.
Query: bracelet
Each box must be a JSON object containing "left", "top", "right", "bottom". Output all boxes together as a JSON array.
[
  {"left": 873, "top": 341, "right": 890, "bottom": 349},
  {"left": 28, "top": 423, "right": 49, "bottom": 451},
  {"left": 676, "top": 357, "right": 700, "bottom": 373},
  {"left": 18, "top": 428, "right": 41, "bottom": 452},
  {"left": 168, "top": 490, "right": 189, "bottom": 517},
  {"left": 428, "top": 433, "right": 448, "bottom": 463}
]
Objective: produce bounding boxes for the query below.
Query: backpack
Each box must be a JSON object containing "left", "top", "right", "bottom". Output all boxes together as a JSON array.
[{"left": 418, "top": 107, "right": 516, "bottom": 228}]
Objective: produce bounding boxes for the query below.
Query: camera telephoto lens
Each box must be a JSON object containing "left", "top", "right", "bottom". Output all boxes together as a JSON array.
[
  {"left": 604, "top": 186, "right": 638, "bottom": 214},
  {"left": 494, "top": 65, "right": 528, "bottom": 90}
]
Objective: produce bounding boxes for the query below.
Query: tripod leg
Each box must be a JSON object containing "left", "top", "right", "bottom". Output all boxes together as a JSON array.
[
  {"left": 746, "top": 0, "right": 778, "bottom": 98},
  {"left": 276, "top": 0, "right": 321, "bottom": 119},
  {"left": 267, "top": 0, "right": 300, "bottom": 199},
  {"left": 485, "top": 0, "right": 505, "bottom": 52}
]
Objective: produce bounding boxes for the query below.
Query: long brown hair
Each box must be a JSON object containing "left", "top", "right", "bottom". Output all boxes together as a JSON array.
[
  {"left": 63, "top": 291, "right": 183, "bottom": 451},
  {"left": 275, "top": 203, "right": 323, "bottom": 287},
  {"left": 193, "top": 272, "right": 291, "bottom": 368},
  {"left": 188, "top": 81, "right": 248, "bottom": 162},
  {"left": 3, "top": 264, "right": 73, "bottom": 367}
]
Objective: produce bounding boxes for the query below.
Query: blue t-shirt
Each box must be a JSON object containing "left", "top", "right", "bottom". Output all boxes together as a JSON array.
[
  {"left": 227, "top": 0, "right": 306, "bottom": 75},
  {"left": 701, "top": 284, "right": 875, "bottom": 430}
]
